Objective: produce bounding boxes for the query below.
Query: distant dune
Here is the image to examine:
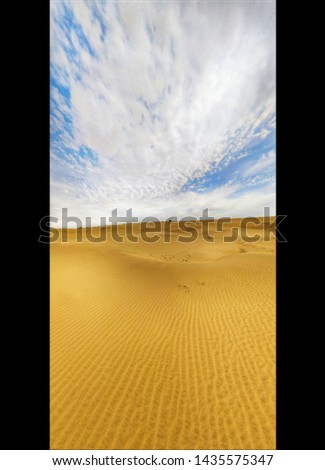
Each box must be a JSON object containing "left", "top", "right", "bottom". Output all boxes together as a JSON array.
[{"left": 50, "top": 219, "right": 275, "bottom": 449}]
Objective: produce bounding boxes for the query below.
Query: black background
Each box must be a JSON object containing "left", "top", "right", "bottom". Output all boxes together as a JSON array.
[{"left": 2, "top": 0, "right": 323, "bottom": 451}]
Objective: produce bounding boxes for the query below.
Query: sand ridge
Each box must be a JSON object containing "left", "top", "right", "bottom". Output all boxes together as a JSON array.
[{"left": 50, "top": 219, "right": 275, "bottom": 449}]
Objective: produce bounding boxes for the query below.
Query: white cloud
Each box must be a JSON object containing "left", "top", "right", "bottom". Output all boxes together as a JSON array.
[
  {"left": 242, "top": 150, "right": 275, "bottom": 178},
  {"left": 50, "top": 0, "right": 275, "bottom": 225}
]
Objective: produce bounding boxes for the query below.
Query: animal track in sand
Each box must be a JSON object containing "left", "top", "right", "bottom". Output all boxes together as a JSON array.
[
  {"left": 156, "top": 254, "right": 192, "bottom": 263},
  {"left": 178, "top": 284, "right": 189, "bottom": 293}
]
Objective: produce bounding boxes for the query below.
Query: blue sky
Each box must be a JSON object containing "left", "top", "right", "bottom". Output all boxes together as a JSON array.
[{"left": 50, "top": 0, "right": 275, "bottom": 225}]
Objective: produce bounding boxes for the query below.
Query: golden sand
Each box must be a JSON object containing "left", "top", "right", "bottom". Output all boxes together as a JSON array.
[{"left": 50, "top": 219, "right": 275, "bottom": 449}]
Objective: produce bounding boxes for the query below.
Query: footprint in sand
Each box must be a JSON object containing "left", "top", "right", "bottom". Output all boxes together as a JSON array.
[
  {"left": 178, "top": 254, "right": 192, "bottom": 263},
  {"left": 178, "top": 284, "right": 189, "bottom": 293},
  {"left": 158, "top": 254, "right": 192, "bottom": 263}
]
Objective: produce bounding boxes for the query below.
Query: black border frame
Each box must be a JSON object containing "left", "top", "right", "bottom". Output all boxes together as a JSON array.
[{"left": 6, "top": 0, "right": 324, "bottom": 452}]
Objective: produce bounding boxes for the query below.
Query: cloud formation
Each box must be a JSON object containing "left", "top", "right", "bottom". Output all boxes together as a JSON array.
[{"left": 50, "top": 0, "right": 275, "bottom": 225}]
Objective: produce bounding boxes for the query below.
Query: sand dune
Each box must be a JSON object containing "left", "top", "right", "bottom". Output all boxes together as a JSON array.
[{"left": 50, "top": 219, "right": 275, "bottom": 449}]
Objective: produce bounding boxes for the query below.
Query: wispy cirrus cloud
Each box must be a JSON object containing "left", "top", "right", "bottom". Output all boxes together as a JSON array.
[{"left": 50, "top": 0, "right": 275, "bottom": 225}]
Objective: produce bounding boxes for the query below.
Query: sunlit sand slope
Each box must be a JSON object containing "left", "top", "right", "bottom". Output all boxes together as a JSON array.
[{"left": 50, "top": 220, "right": 275, "bottom": 449}]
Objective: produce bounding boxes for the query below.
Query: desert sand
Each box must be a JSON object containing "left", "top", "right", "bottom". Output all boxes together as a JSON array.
[{"left": 50, "top": 219, "right": 275, "bottom": 449}]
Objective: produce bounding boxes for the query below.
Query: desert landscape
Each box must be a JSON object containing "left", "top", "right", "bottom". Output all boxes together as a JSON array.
[{"left": 50, "top": 219, "right": 275, "bottom": 449}]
